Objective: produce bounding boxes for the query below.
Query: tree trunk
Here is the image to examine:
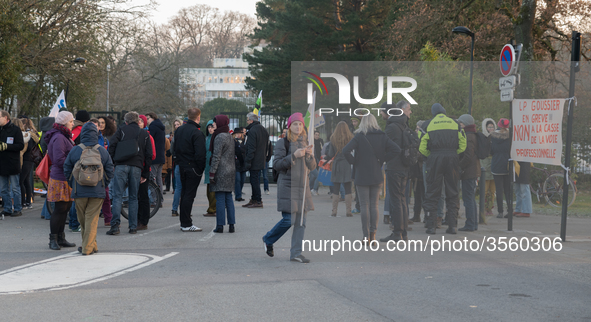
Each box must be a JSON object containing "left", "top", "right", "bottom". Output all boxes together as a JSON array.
[
  {"left": 514, "top": 0, "right": 537, "bottom": 99},
  {"left": 514, "top": 0, "right": 536, "bottom": 62}
]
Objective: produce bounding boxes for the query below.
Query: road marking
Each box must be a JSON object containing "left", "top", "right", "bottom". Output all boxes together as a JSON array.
[
  {"left": 200, "top": 230, "right": 216, "bottom": 242},
  {"left": 0, "top": 252, "right": 178, "bottom": 295},
  {"left": 124, "top": 223, "right": 180, "bottom": 239}
]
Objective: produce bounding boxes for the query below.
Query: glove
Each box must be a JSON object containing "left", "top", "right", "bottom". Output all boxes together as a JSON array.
[
  {"left": 167, "top": 168, "right": 172, "bottom": 173},
  {"left": 0, "top": 142, "right": 7, "bottom": 151},
  {"left": 166, "top": 150, "right": 172, "bottom": 157},
  {"left": 209, "top": 172, "right": 215, "bottom": 184}
]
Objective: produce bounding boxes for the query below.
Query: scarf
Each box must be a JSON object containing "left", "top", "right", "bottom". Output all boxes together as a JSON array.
[
  {"left": 53, "top": 123, "right": 73, "bottom": 141},
  {"left": 209, "top": 115, "right": 230, "bottom": 153},
  {"left": 464, "top": 124, "right": 477, "bottom": 133}
]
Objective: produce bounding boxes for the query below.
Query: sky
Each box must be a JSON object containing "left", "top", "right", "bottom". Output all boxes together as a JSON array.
[{"left": 128, "top": 0, "right": 259, "bottom": 25}]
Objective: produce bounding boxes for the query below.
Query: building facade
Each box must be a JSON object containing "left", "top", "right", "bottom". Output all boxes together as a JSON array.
[{"left": 179, "top": 48, "right": 261, "bottom": 108}]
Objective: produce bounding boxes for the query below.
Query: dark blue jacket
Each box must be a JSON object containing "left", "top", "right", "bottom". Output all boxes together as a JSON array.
[
  {"left": 149, "top": 118, "right": 166, "bottom": 164},
  {"left": 64, "top": 123, "right": 114, "bottom": 199}
]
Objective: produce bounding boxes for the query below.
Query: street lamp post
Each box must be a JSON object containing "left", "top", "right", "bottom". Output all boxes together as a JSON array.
[
  {"left": 65, "top": 57, "right": 87, "bottom": 104},
  {"left": 452, "top": 26, "right": 475, "bottom": 115},
  {"left": 107, "top": 64, "right": 111, "bottom": 112}
]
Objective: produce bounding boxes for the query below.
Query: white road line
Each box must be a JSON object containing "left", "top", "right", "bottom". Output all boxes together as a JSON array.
[
  {"left": 123, "top": 223, "right": 180, "bottom": 239},
  {"left": 0, "top": 252, "right": 178, "bottom": 295},
  {"left": 200, "top": 230, "right": 216, "bottom": 242},
  {"left": 0, "top": 252, "right": 78, "bottom": 276}
]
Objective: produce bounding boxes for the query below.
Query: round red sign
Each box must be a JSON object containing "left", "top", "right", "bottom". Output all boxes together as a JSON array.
[{"left": 500, "top": 44, "right": 515, "bottom": 76}]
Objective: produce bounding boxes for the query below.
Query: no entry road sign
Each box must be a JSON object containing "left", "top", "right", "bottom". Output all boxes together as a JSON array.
[{"left": 500, "top": 44, "right": 516, "bottom": 76}]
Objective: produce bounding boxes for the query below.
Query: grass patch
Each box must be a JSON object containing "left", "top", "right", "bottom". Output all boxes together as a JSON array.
[{"left": 533, "top": 189, "right": 591, "bottom": 217}]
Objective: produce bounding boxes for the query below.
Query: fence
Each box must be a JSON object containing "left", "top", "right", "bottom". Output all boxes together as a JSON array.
[
  {"left": 573, "top": 145, "right": 591, "bottom": 174},
  {"left": 221, "top": 112, "right": 290, "bottom": 137}
]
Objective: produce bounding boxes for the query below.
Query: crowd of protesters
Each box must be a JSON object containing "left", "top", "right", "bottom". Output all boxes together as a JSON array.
[{"left": 0, "top": 103, "right": 532, "bottom": 262}]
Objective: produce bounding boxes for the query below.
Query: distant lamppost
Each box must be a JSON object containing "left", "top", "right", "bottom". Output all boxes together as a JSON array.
[
  {"left": 452, "top": 26, "right": 475, "bottom": 115},
  {"left": 65, "top": 57, "right": 87, "bottom": 104},
  {"left": 107, "top": 63, "right": 111, "bottom": 112}
]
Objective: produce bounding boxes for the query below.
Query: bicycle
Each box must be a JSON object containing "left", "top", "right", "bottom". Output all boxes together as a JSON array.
[
  {"left": 530, "top": 165, "right": 577, "bottom": 208},
  {"left": 43, "top": 173, "right": 162, "bottom": 219},
  {"left": 121, "top": 173, "right": 162, "bottom": 219}
]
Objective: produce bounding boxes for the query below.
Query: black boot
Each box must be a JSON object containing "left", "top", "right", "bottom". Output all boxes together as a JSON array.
[
  {"left": 49, "top": 234, "right": 61, "bottom": 250},
  {"left": 229, "top": 224, "right": 235, "bottom": 233},
  {"left": 213, "top": 225, "right": 223, "bottom": 233},
  {"left": 425, "top": 212, "right": 436, "bottom": 234},
  {"left": 57, "top": 232, "right": 76, "bottom": 247},
  {"left": 446, "top": 212, "right": 458, "bottom": 234}
]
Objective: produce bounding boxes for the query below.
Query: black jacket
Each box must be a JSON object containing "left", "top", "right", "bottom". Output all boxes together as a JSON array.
[
  {"left": 108, "top": 122, "right": 153, "bottom": 178},
  {"left": 343, "top": 129, "right": 401, "bottom": 186},
  {"left": 174, "top": 120, "right": 206, "bottom": 175},
  {"left": 385, "top": 114, "right": 409, "bottom": 172},
  {"left": 244, "top": 121, "right": 269, "bottom": 171},
  {"left": 39, "top": 117, "right": 54, "bottom": 154},
  {"left": 314, "top": 138, "right": 324, "bottom": 164},
  {"left": 490, "top": 130, "right": 511, "bottom": 175},
  {"left": 235, "top": 138, "right": 246, "bottom": 172},
  {"left": 148, "top": 119, "right": 166, "bottom": 164},
  {"left": 515, "top": 161, "right": 531, "bottom": 184},
  {"left": 0, "top": 121, "right": 25, "bottom": 176}
]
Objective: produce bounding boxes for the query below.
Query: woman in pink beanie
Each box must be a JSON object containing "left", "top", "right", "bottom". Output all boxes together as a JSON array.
[
  {"left": 262, "top": 112, "right": 316, "bottom": 263},
  {"left": 45, "top": 111, "right": 77, "bottom": 250}
]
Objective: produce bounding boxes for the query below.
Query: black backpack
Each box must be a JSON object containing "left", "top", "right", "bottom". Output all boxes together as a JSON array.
[
  {"left": 396, "top": 123, "right": 420, "bottom": 166},
  {"left": 272, "top": 138, "right": 290, "bottom": 183},
  {"left": 475, "top": 132, "right": 491, "bottom": 159}
]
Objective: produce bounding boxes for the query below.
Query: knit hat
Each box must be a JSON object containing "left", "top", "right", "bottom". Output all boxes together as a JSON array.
[
  {"left": 431, "top": 103, "right": 446, "bottom": 116},
  {"left": 139, "top": 115, "right": 148, "bottom": 128},
  {"left": 55, "top": 111, "right": 74, "bottom": 125},
  {"left": 458, "top": 114, "right": 475, "bottom": 126},
  {"left": 287, "top": 112, "right": 305, "bottom": 128},
  {"left": 75, "top": 110, "right": 90, "bottom": 123},
  {"left": 498, "top": 118, "right": 510, "bottom": 129}
]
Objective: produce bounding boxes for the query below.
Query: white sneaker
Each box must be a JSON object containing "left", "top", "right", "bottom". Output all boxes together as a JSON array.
[
  {"left": 180, "top": 225, "right": 202, "bottom": 232},
  {"left": 311, "top": 189, "right": 318, "bottom": 196},
  {"left": 265, "top": 190, "right": 270, "bottom": 195}
]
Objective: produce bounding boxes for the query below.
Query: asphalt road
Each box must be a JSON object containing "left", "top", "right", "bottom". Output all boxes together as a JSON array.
[{"left": 1, "top": 184, "right": 590, "bottom": 322}]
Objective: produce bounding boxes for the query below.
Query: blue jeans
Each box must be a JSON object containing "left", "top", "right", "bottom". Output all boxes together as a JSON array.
[
  {"left": 0, "top": 174, "right": 22, "bottom": 213},
  {"left": 111, "top": 165, "right": 141, "bottom": 229},
  {"left": 69, "top": 202, "right": 79, "bottom": 229},
  {"left": 41, "top": 201, "right": 53, "bottom": 219},
  {"left": 309, "top": 168, "right": 319, "bottom": 190},
  {"left": 235, "top": 171, "right": 246, "bottom": 199},
  {"left": 172, "top": 165, "right": 182, "bottom": 211},
  {"left": 514, "top": 183, "right": 532, "bottom": 214},
  {"left": 263, "top": 211, "right": 307, "bottom": 259},
  {"left": 461, "top": 179, "right": 477, "bottom": 230},
  {"left": 215, "top": 191, "right": 235, "bottom": 226},
  {"left": 249, "top": 169, "right": 262, "bottom": 202},
  {"left": 260, "top": 162, "right": 269, "bottom": 191}
]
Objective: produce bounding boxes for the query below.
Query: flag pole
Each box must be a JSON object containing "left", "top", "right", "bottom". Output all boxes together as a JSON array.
[{"left": 300, "top": 91, "right": 316, "bottom": 226}]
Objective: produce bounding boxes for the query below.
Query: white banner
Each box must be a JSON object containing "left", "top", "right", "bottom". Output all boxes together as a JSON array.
[
  {"left": 49, "top": 90, "right": 66, "bottom": 117},
  {"left": 313, "top": 110, "right": 325, "bottom": 129},
  {"left": 511, "top": 99, "right": 566, "bottom": 166}
]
